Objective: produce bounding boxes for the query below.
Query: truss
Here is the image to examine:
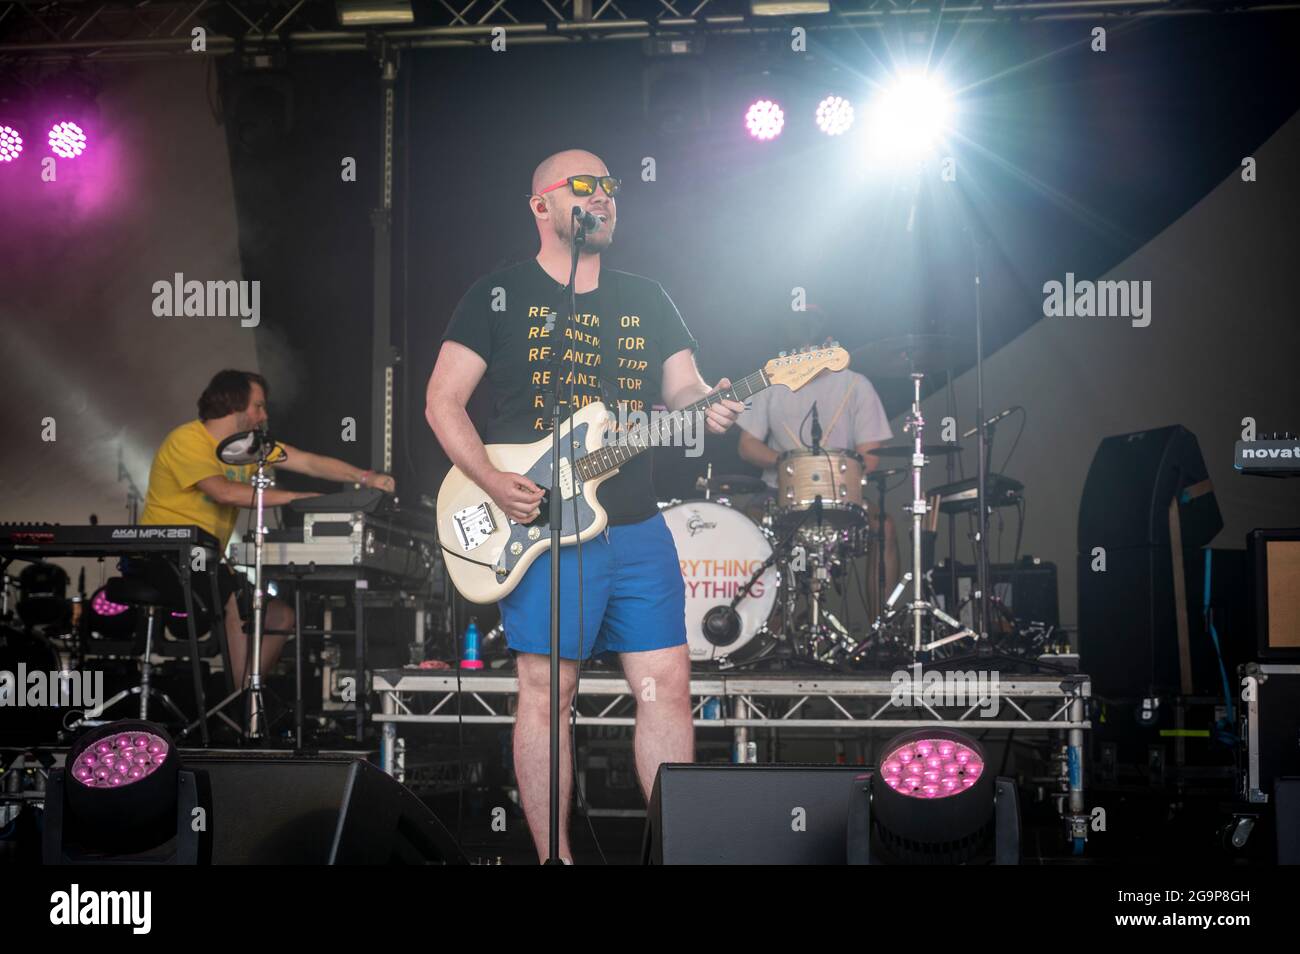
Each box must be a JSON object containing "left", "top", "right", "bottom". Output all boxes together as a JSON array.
[
  {"left": 373, "top": 669, "right": 1091, "bottom": 729},
  {"left": 1, "top": 0, "right": 1294, "bottom": 62}
]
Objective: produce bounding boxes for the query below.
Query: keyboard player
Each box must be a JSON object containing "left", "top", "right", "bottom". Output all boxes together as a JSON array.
[{"left": 132, "top": 369, "right": 396, "bottom": 690}]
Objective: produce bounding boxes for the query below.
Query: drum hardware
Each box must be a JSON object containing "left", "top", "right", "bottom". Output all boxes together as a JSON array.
[
  {"left": 695, "top": 463, "right": 768, "bottom": 501},
  {"left": 842, "top": 371, "right": 978, "bottom": 662}
]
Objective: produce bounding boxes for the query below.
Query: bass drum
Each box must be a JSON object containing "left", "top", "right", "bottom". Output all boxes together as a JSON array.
[{"left": 661, "top": 501, "right": 779, "bottom": 663}]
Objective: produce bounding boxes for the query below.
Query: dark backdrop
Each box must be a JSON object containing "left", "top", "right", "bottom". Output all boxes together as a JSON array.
[{"left": 216, "top": 15, "right": 1300, "bottom": 506}]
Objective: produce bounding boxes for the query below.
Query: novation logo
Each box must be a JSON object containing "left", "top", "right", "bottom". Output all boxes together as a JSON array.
[
  {"left": 1240, "top": 444, "right": 1300, "bottom": 458},
  {"left": 49, "top": 885, "right": 152, "bottom": 934}
]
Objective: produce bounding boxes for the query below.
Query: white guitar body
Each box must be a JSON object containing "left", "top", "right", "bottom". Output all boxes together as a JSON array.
[
  {"left": 435, "top": 346, "right": 849, "bottom": 605},
  {"left": 436, "top": 402, "right": 616, "bottom": 604}
]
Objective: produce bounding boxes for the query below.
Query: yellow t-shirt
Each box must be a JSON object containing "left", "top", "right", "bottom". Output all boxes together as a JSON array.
[{"left": 141, "top": 420, "right": 255, "bottom": 550}]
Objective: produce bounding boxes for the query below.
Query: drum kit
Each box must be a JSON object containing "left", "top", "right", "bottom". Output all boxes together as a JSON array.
[{"left": 664, "top": 332, "right": 1021, "bottom": 672}]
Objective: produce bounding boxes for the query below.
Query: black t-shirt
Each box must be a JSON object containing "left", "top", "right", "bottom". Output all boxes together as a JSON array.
[{"left": 444, "top": 259, "right": 698, "bottom": 525}]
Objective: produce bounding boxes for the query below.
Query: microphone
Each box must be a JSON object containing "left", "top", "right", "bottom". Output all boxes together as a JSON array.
[
  {"left": 702, "top": 605, "right": 742, "bottom": 647},
  {"left": 572, "top": 206, "right": 600, "bottom": 233},
  {"left": 810, "top": 401, "right": 823, "bottom": 454},
  {"left": 961, "top": 407, "right": 1017, "bottom": 439}
]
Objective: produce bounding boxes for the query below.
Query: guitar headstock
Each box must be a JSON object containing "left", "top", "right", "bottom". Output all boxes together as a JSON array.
[{"left": 763, "top": 344, "right": 850, "bottom": 392}]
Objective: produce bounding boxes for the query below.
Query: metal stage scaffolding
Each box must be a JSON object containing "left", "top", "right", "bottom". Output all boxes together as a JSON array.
[{"left": 372, "top": 667, "right": 1094, "bottom": 845}]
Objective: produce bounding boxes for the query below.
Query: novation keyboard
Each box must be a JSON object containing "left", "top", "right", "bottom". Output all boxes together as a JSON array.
[{"left": 1235, "top": 437, "right": 1300, "bottom": 478}]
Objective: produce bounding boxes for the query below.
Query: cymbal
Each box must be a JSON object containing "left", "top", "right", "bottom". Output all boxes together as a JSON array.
[
  {"left": 850, "top": 334, "right": 961, "bottom": 379},
  {"left": 868, "top": 444, "right": 964, "bottom": 458}
]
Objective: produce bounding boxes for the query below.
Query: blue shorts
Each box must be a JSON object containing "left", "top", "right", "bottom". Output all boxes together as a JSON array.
[{"left": 498, "top": 513, "right": 687, "bottom": 660}]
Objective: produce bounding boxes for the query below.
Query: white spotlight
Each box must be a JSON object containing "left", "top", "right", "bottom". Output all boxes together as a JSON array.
[
  {"left": 865, "top": 73, "right": 953, "bottom": 162},
  {"left": 815, "top": 96, "right": 855, "bottom": 136}
]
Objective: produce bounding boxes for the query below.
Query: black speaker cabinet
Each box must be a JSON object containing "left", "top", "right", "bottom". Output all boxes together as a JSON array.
[
  {"left": 1078, "top": 426, "right": 1225, "bottom": 696},
  {"left": 643, "top": 763, "right": 871, "bottom": 864},
  {"left": 181, "top": 752, "right": 466, "bottom": 864}
]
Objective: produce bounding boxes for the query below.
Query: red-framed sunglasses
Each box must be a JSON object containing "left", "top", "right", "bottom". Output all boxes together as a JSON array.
[{"left": 536, "top": 174, "right": 621, "bottom": 199}]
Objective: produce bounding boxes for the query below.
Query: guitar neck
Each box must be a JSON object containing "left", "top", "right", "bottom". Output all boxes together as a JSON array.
[{"left": 576, "top": 368, "right": 771, "bottom": 481}]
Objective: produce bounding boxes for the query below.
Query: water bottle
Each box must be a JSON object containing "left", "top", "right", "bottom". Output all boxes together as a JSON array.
[{"left": 460, "top": 617, "right": 484, "bottom": 670}]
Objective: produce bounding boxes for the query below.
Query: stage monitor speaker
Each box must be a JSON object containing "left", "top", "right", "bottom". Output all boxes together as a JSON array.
[
  {"left": 1077, "top": 425, "right": 1222, "bottom": 550},
  {"left": 182, "top": 752, "right": 466, "bottom": 864},
  {"left": 1250, "top": 529, "right": 1300, "bottom": 661},
  {"left": 643, "top": 763, "right": 870, "bottom": 864},
  {"left": 1077, "top": 425, "right": 1227, "bottom": 696}
]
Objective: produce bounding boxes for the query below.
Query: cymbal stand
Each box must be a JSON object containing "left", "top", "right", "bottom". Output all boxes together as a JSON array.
[{"left": 894, "top": 374, "right": 977, "bottom": 657}]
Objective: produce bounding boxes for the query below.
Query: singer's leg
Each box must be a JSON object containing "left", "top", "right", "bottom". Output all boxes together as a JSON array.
[
  {"left": 599, "top": 516, "right": 692, "bottom": 801},
  {"left": 514, "top": 652, "right": 579, "bottom": 862},
  {"left": 621, "top": 644, "right": 694, "bottom": 801}
]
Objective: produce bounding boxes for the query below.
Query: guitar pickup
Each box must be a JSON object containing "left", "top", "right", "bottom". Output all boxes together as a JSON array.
[{"left": 452, "top": 502, "right": 497, "bottom": 551}]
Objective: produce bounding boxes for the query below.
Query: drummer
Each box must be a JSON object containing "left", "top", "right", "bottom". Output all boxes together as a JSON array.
[{"left": 736, "top": 306, "right": 899, "bottom": 588}]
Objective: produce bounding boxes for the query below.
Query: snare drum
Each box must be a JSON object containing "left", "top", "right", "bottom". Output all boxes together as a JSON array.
[
  {"left": 775, "top": 448, "right": 867, "bottom": 531},
  {"left": 660, "top": 501, "right": 779, "bottom": 663}
]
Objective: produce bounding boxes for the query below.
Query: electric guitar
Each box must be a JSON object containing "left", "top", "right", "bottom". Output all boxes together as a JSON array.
[{"left": 436, "top": 345, "right": 850, "bottom": 603}]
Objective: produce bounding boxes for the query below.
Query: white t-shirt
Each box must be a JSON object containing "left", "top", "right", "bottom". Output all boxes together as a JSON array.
[{"left": 738, "top": 369, "right": 893, "bottom": 488}]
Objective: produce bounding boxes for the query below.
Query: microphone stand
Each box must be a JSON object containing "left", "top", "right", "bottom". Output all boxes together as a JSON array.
[
  {"left": 245, "top": 438, "right": 273, "bottom": 739},
  {"left": 970, "top": 218, "right": 992, "bottom": 642},
  {"left": 543, "top": 207, "right": 589, "bottom": 864},
  {"left": 941, "top": 168, "right": 993, "bottom": 645},
  {"left": 117, "top": 442, "right": 144, "bottom": 524}
]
